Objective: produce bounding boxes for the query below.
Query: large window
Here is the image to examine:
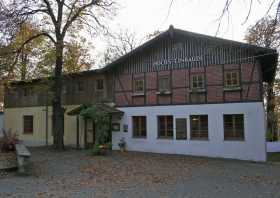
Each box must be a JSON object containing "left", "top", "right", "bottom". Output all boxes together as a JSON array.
[
  {"left": 224, "top": 71, "right": 240, "bottom": 88},
  {"left": 134, "top": 78, "right": 144, "bottom": 93},
  {"left": 191, "top": 74, "right": 204, "bottom": 90},
  {"left": 176, "top": 118, "right": 187, "bottom": 140},
  {"left": 158, "top": 76, "right": 170, "bottom": 92},
  {"left": 23, "top": 115, "right": 33, "bottom": 134},
  {"left": 224, "top": 114, "right": 244, "bottom": 140},
  {"left": 190, "top": 115, "right": 208, "bottom": 140},
  {"left": 132, "top": 116, "right": 147, "bottom": 138},
  {"left": 158, "top": 116, "right": 173, "bottom": 139}
]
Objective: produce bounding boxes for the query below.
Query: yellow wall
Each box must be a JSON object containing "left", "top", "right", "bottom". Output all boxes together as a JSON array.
[{"left": 4, "top": 105, "right": 85, "bottom": 147}]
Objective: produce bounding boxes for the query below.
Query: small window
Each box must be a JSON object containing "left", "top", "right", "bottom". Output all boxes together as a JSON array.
[
  {"left": 62, "top": 85, "right": 67, "bottom": 94},
  {"left": 23, "top": 115, "right": 33, "bottom": 134},
  {"left": 96, "top": 79, "right": 104, "bottom": 90},
  {"left": 77, "top": 81, "right": 84, "bottom": 92},
  {"left": 191, "top": 74, "right": 204, "bottom": 89},
  {"left": 190, "top": 115, "right": 208, "bottom": 140},
  {"left": 158, "top": 116, "right": 173, "bottom": 139},
  {"left": 23, "top": 87, "right": 32, "bottom": 96},
  {"left": 132, "top": 116, "right": 147, "bottom": 138},
  {"left": 134, "top": 78, "right": 144, "bottom": 93},
  {"left": 158, "top": 76, "right": 170, "bottom": 92},
  {"left": 176, "top": 118, "right": 187, "bottom": 140},
  {"left": 224, "top": 71, "right": 239, "bottom": 88},
  {"left": 224, "top": 114, "right": 244, "bottom": 140}
]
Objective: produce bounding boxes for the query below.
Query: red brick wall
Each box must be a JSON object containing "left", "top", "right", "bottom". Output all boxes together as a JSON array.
[{"left": 114, "top": 62, "right": 262, "bottom": 106}]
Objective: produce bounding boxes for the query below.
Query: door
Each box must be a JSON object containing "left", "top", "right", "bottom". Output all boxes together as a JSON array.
[{"left": 84, "top": 118, "right": 95, "bottom": 149}]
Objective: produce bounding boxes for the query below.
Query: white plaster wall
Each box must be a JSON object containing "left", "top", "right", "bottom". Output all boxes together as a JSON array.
[
  {"left": 112, "top": 102, "right": 266, "bottom": 162},
  {"left": 267, "top": 142, "right": 280, "bottom": 152}
]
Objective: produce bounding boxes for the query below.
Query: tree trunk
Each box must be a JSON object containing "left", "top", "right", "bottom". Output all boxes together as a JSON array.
[
  {"left": 267, "top": 82, "right": 277, "bottom": 141},
  {"left": 52, "top": 39, "right": 64, "bottom": 150}
]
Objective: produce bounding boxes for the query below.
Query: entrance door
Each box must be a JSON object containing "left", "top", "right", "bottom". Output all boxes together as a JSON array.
[{"left": 85, "top": 118, "right": 95, "bottom": 149}]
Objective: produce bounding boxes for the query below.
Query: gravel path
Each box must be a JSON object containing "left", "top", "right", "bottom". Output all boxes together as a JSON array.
[{"left": 0, "top": 147, "right": 280, "bottom": 198}]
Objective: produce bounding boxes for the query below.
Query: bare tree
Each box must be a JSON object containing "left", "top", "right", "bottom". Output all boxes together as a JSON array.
[
  {"left": 0, "top": 0, "right": 116, "bottom": 150},
  {"left": 101, "top": 29, "right": 161, "bottom": 65},
  {"left": 245, "top": 16, "right": 280, "bottom": 140}
]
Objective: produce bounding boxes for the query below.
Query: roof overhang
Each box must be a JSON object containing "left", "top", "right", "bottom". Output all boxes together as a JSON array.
[{"left": 67, "top": 103, "right": 124, "bottom": 117}]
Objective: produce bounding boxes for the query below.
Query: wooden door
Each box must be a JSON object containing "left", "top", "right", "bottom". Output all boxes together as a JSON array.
[{"left": 84, "top": 118, "right": 95, "bottom": 149}]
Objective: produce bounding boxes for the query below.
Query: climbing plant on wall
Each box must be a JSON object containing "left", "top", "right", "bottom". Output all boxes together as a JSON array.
[{"left": 79, "top": 104, "right": 111, "bottom": 145}]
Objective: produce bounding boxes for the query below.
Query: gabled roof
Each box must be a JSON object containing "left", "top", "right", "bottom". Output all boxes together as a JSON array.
[{"left": 101, "top": 25, "right": 278, "bottom": 83}]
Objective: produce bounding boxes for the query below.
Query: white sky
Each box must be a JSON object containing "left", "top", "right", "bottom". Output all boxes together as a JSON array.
[{"left": 93, "top": 0, "right": 278, "bottom": 59}]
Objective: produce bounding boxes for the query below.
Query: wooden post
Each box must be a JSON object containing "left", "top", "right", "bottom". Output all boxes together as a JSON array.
[{"left": 76, "top": 115, "right": 80, "bottom": 149}]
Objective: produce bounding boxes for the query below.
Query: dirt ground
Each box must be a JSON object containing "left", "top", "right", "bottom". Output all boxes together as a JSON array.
[{"left": 0, "top": 147, "right": 280, "bottom": 198}]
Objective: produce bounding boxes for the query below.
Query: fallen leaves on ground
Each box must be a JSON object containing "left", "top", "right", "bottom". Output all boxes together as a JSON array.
[{"left": 80, "top": 151, "right": 208, "bottom": 188}]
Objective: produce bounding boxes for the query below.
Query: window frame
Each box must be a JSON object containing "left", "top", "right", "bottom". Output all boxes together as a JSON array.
[
  {"left": 191, "top": 74, "right": 205, "bottom": 90},
  {"left": 224, "top": 71, "right": 240, "bottom": 88},
  {"left": 77, "top": 81, "right": 84, "bottom": 92},
  {"left": 132, "top": 116, "right": 147, "bottom": 138},
  {"left": 175, "top": 118, "right": 187, "bottom": 140},
  {"left": 96, "top": 79, "right": 104, "bottom": 90},
  {"left": 23, "top": 115, "right": 34, "bottom": 134},
  {"left": 223, "top": 114, "right": 245, "bottom": 141},
  {"left": 190, "top": 115, "right": 208, "bottom": 140},
  {"left": 158, "top": 75, "right": 171, "bottom": 92},
  {"left": 134, "top": 78, "right": 145, "bottom": 94},
  {"left": 157, "top": 115, "right": 173, "bottom": 139}
]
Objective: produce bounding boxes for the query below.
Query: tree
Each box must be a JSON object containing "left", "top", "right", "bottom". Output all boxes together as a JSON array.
[
  {"left": 0, "top": 0, "right": 116, "bottom": 150},
  {"left": 245, "top": 16, "right": 280, "bottom": 140},
  {"left": 100, "top": 29, "right": 161, "bottom": 65}
]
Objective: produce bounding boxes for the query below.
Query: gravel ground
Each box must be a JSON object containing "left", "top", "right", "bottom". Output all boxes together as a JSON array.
[{"left": 0, "top": 147, "right": 280, "bottom": 198}]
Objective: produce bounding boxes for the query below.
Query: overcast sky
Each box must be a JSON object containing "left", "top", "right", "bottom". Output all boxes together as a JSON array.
[{"left": 92, "top": 0, "right": 277, "bottom": 66}]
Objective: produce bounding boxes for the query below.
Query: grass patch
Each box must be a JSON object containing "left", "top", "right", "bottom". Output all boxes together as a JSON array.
[{"left": 267, "top": 153, "right": 280, "bottom": 162}]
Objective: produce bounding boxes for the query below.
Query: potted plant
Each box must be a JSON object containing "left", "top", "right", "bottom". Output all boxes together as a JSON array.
[{"left": 118, "top": 137, "right": 126, "bottom": 152}]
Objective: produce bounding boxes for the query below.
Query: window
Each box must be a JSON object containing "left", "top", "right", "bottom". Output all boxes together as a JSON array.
[
  {"left": 134, "top": 78, "right": 144, "bottom": 93},
  {"left": 23, "top": 87, "right": 32, "bottom": 96},
  {"left": 77, "top": 81, "right": 84, "bottom": 92},
  {"left": 191, "top": 74, "right": 204, "bottom": 89},
  {"left": 176, "top": 118, "right": 187, "bottom": 140},
  {"left": 224, "top": 71, "right": 240, "bottom": 88},
  {"left": 96, "top": 79, "right": 104, "bottom": 90},
  {"left": 23, "top": 115, "right": 33, "bottom": 134},
  {"left": 132, "top": 116, "right": 147, "bottom": 138},
  {"left": 158, "top": 116, "right": 173, "bottom": 138},
  {"left": 190, "top": 115, "right": 208, "bottom": 140},
  {"left": 158, "top": 76, "right": 170, "bottom": 92},
  {"left": 224, "top": 114, "right": 244, "bottom": 140}
]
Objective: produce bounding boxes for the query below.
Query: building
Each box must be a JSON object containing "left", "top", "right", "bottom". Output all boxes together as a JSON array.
[{"left": 4, "top": 26, "right": 278, "bottom": 161}]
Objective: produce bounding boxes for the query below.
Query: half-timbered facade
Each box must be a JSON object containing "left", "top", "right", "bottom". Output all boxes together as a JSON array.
[
  {"left": 108, "top": 26, "right": 277, "bottom": 161},
  {"left": 4, "top": 26, "right": 278, "bottom": 161}
]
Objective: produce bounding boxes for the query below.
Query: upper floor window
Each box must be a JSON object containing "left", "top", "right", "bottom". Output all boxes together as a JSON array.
[
  {"left": 132, "top": 116, "right": 147, "bottom": 138},
  {"left": 23, "top": 87, "right": 33, "bottom": 96},
  {"left": 77, "top": 81, "right": 84, "bottom": 92},
  {"left": 23, "top": 115, "right": 33, "bottom": 134},
  {"left": 96, "top": 79, "right": 104, "bottom": 90},
  {"left": 158, "top": 115, "right": 173, "bottom": 139},
  {"left": 191, "top": 74, "right": 204, "bottom": 90},
  {"left": 158, "top": 76, "right": 170, "bottom": 92},
  {"left": 190, "top": 115, "right": 208, "bottom": 140},
  {"left": 134, "top": 78, "right": 144, "bottom": 93},
  {"left": 224, "top": 114, "right": 244, "bottom": 141},
  {"left": 224, "top": 71, "right": 240, "bottom": 88}
]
